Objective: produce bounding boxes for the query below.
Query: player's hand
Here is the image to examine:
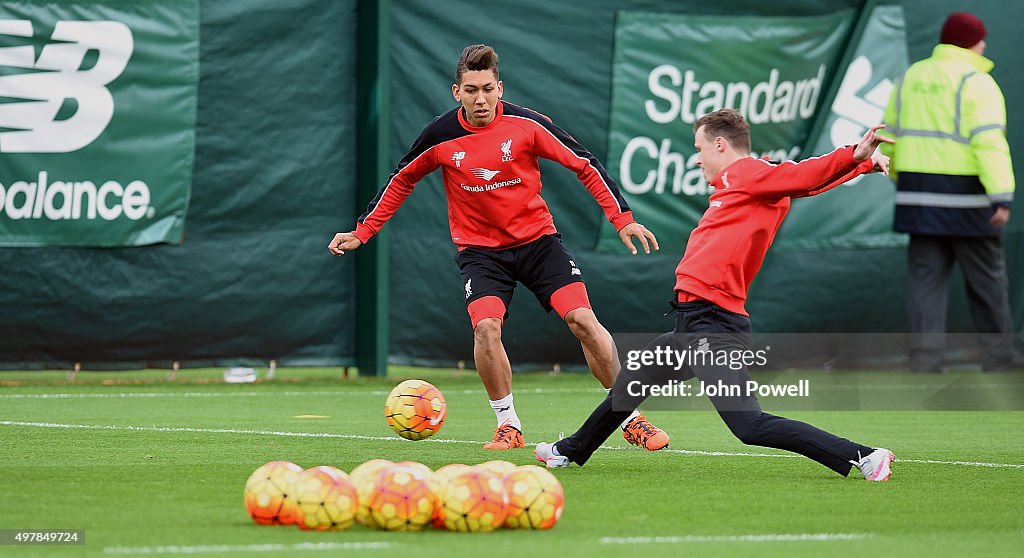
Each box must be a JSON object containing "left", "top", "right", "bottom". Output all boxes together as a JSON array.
[
  {"left": 328, "top": 232, "right": 363, "bottom": 256},
  {"left": 618, "top": 222, "right": 659, "bottom": 255},
  {"left": 990, "top": 206, "right": 1011, "bottom": 228},
  {"left": 853, "top": 124, "right": 895, "bottom": 161},
  {"left": 870, "top": 150, "right": 891, "bottom": 175}
]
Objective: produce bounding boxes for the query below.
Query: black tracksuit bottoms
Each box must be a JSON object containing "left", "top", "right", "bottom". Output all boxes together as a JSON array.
[{"left": 556, "top": 300, "right": 875, "bottom": 476}]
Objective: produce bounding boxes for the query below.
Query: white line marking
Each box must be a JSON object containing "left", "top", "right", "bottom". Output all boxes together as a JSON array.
[
  {"left": 102, "top": 541, "right": 391, "bottom": 555},
  {"left": 602, "top": 445, "right": 1024, "bottom": 469},
  {"left": 0, "top": 387, "right": 599, "bottom": 400},
  {"left": 0, "top": 420, "right": 484, "bottom": 445},
  {"left": 894, "top": 458, "right": 1024, "bottom": 469},
  {"left": 622, "top": 446, "right": 802, "bottom": 459},
  {"left": 2, "top": 420, "right": 1023, "bottom": 469},
  {"left": 600, "top": 533, "right": 871, "bottom": 544},
  {"left": 3, "top": 382, "right": 1019, "bottom": 400}
]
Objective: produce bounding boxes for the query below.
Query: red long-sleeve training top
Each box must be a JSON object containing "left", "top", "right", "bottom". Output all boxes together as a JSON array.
[
  {"left": 676, "top": 145, "right": 874, "bottom": 316},
  {"left": 353, "top": 101, "right": 634, "bottom": 250}
]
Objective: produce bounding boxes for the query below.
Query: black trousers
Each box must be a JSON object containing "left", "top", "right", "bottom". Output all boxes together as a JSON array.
[
  {"left": 556, "top": 301, "right": 874, "bottom": 476},
  {"left": 907, "top": 234, "right": 1018, "bottom": 372}
]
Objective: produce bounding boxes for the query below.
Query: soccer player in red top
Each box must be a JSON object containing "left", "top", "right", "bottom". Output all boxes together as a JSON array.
[
  {"left": 328, "top": 44, "right": 669, "bottom": 451},
  {"left": 537, "top": 109, "right": 897, "bottom": 482}
]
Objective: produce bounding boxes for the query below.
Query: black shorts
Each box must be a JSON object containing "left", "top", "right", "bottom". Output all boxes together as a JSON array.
[{"left": 455, "top": 234, "right": 584, "bottom": 316}]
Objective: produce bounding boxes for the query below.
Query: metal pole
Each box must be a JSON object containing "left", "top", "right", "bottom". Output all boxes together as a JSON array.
[{"left": 355, "top": 0, "right": 390, "bottom": 377}]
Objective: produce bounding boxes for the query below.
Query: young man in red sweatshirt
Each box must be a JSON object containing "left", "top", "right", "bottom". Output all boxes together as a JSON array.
[
  {"left": 328, "top": 44, "right": 668, "bottom": 451},
  {"left": 536, "top": 108, "right": 897, "bottom": 481}
]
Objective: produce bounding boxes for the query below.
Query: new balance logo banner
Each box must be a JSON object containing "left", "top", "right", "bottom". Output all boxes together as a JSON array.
[
  {"left": 0, "top": 20, "right": 131, "bottom": 153},
  {"left": 0, "top": 0, "right": 199, "bottom": 246}
]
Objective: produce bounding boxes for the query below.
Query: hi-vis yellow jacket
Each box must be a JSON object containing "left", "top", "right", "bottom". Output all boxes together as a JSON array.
[{"left": 882, "top": 44, "right": 1015, "bottom": 236}]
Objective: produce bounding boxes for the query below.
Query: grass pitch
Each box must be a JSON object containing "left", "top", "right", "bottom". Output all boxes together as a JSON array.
[{"left": 1, "top": 367, "right": 1022, "bottom": 557}]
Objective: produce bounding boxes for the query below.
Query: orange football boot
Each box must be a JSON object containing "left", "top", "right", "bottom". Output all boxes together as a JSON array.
[
  {"left": 483, "top": 423, "right": 524, "bottom": 450},
  {"left": 622, "top": 414, "right": 669, "bottom": 451}
]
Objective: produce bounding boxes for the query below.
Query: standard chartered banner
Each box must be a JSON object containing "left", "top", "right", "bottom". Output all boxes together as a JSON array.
[
  {"left": 597, "top": 11, "right": 855, "bottom": 254},
  {"left": 776, "top": 5, "right": 910, "bottom": 250},
  {"left": 0, "top": 0, "right": 199, "bottom": 246}
]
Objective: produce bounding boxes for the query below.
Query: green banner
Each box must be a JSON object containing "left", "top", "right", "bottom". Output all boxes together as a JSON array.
[
  {"left": 597, "top": 10, "right": 855, "bottom": 254},
  {"left": 776, "top": 4, "right": 909, "bottom": 250},
  {"left": 0, "top": 0, "right": 199, "bottom": 247}
]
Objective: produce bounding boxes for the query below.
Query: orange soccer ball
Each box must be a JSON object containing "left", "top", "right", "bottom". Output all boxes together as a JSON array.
[
  {"left": 503, "top": 465, "right": 565, "bottom": 530},
  {"left": 349, "top": 459, "right": 394, "bottom": 526},
  {"left": 477, "top": 460, "right": 517, "bottom": 478},
  {"left": 243, "top": 461, "right": 304, "bottom": 525},
  {"left": 440, "top": 468, "right": 508, "bottom": 532},
  {"left": 292, "top": 465, "right": 358, "bottom": 531},
  {"left": 384, "top": 379, "right": 446, "bottom": 440},
  {"left": 365, "top": 463, "right": 435, "bottom": 531},
  {"left": 428, "top": 463, "right": 473, "bottom": 529}
]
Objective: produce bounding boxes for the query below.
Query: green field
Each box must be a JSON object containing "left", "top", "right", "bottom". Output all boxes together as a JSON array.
[{"left": 1, "top": 367, "right": 1022, "bottom": 557}]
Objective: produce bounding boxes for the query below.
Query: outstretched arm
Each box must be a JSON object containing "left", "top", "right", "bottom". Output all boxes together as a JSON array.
[
  {"left": 328, "top": 122, "right": 443, "bottom": 255},
  {"left": 353, "top": 140, "right": 440, "bottom": 243},
  {"left": 519, "top": 110, "right": 661, "bottom": 254},
  {"left": 521, "top": 111, "right": 636, "bottom": 231},
  {"left": 795, "top": 125, "right": 895, "bottom": 198},
  {"left": 758, "top": 125, "right": 895, "bottom": 200}
]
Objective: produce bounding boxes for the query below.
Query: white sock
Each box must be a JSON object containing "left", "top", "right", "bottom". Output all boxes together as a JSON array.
[
  {"left": 489, "top": 394, "right": 521, "bottom": 432},
  {"left": 606, "top": 388, "right": 640, "bottom": 430}
]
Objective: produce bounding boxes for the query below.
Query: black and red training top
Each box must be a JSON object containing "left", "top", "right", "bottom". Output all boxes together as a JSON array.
[{"left": 353, "top": 100, "right": 634, "bottom": 250}]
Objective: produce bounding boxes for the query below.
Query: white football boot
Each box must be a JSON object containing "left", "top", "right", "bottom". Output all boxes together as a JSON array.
[
  {"left": 853, "top": 448, "right": 896, "bottom": 482},
  {"left": 534, "top": 440, "right": 570, "bottom": 469}
]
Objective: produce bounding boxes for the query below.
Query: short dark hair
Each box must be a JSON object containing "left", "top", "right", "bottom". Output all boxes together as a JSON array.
[
  {"left": 694, "top": 108, "right": 751, "bottom": 153},
  {"left": 455, "top": 44, "right": 499, "bottom": 84}
]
